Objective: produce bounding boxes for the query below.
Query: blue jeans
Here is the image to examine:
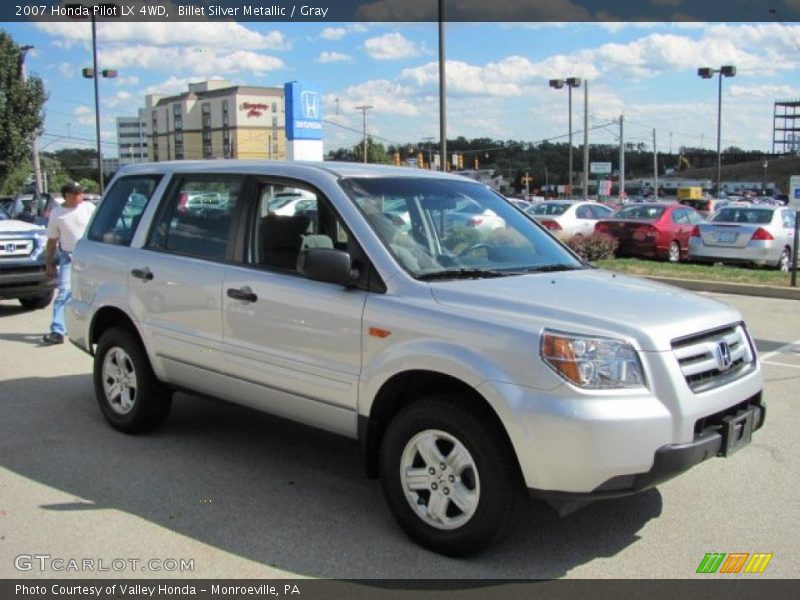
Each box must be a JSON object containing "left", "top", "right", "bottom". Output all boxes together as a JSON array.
[{"left": 50, "top": 252, "right": 72, "bottom": 336}]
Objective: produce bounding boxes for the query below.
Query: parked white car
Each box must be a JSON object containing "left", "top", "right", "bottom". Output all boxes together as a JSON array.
[
  {"left": 688, "top": 205, "right": 798, "bottom": 271},
  {"left": 526, "top": 200, "right": 614, "bottom": 237},
  {"left": 68, "top": 162, "right": 765, "bottom": 556}
]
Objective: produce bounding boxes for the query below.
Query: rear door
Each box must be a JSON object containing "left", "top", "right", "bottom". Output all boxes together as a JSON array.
[{"left": 127, "top": 173, "right": 246, "bottom": 394}]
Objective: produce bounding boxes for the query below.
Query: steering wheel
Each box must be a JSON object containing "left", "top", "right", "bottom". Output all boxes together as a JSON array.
[{"left": 458, "top": 243, "right": 491, "bottom": 258}]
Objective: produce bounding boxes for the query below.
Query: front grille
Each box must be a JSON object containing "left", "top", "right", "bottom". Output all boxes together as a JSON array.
[
  {"left": 0, "top": 239, "right": 34, "bottom": 257},
  {"left": 672, "top": 324, "right": 755, "bottom": 393}
]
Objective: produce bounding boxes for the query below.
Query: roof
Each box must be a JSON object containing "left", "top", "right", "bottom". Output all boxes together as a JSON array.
[{"left": 113, "top": 160, "right": 477, "bottom": 182}]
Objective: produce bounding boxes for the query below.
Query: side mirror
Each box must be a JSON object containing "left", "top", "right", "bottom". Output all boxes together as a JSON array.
[{"left": 297, "top": 248, "right": 358, "bottom": 287}]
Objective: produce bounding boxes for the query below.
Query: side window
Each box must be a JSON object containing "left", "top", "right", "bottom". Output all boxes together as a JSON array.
[
  {"left": 87, "top": 176, "right": 162, "bottom": 245},
  {"left": 593, "top": 205, "right": 613, "bottom": 219},
  {"left": 147, "top": 175, "right": 242, "bottom": 262},
  {"left": 672, "top": 209, "right": 689, "bottom": 225},
  {"left": 575, "top": 206, "right": 592, "bottom": 219},
  {"left": 782, "top": 210, "right": 795, "bottom": 229}
]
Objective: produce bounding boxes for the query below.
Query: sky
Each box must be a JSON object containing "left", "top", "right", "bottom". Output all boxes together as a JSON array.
[{"left": 3, "top": 18, "right": 800, "bottom": 159}]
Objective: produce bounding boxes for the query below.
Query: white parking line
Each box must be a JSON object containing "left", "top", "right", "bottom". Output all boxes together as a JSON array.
[
  {"left": 761, "top": 361, "right": 800, "bottom": 370},
  {"left": 758, "top": 339, "right": 800, "bottom": 362}
]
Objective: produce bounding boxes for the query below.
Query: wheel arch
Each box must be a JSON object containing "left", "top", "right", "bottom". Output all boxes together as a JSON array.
[{"left": 358, "top": 369, "right": 521, "bottom": 481}]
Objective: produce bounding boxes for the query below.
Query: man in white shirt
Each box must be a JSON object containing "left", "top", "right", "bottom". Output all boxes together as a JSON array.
[{"left": 42, "top": 182, "right": 95, "bottom": 345}]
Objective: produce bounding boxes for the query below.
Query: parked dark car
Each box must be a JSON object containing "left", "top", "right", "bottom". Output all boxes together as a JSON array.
[{"left": 594, "top": 203, "right": 704, "bottom": 262}]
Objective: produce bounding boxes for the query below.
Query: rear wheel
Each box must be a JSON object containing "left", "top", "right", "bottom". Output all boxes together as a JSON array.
[
  {"left": 94, "top": 327, "right": 172, "bottom": 433},
  {"left": 667, "top": 241, "right": 681, "bottom": 263},
  {"left": 380, "top": 395, "right": 521, "bottom": 556},
  {"left": 777, "top": 247, "right": 791, "bottom": 272},
  {"left": 18, "top": 290, "right": 54, "bottom": 310}
]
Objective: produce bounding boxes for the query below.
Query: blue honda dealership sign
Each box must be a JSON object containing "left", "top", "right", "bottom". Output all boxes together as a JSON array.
[{"left": 285, "top": 81, "right": 323, "bottom": 141}]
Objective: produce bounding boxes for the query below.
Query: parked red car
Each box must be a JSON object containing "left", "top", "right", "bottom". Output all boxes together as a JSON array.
[{"left": 594, "top": 203, "right": 704, "bottom": 262}]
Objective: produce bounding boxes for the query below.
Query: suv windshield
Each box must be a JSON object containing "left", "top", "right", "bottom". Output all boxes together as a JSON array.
[{"left": 341, "top": 177, "right": 584, "bottom": 279}]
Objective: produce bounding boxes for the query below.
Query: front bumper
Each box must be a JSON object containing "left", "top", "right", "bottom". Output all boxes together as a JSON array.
[
  {"left": 688, "top": 239, "right": 781, "bottom": 266},
  {"left": 0, "top": 265, "right": 52, "bottom": 299},
  {"left": 529, "top": 399, "right": 765, "bottom": 515},
  {"left": 476, "top": 356, "right": 764, "bottom": 499}
]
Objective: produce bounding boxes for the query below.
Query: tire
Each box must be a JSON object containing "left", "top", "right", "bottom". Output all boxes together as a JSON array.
[
  {"left": 18, "top": 290, "right": 54, "bottom": 310},
  {"left": 93, "top": 327, "right": 172, "bottom": 433},
  {"left": 667, "top": 241, "right": 681, "bottom": 263},
  {"left": 776, "top": 247, "right": 791, "bottom": 272},
  {"left": 380, "top": 395, "right": 521, "bottom": 557}
]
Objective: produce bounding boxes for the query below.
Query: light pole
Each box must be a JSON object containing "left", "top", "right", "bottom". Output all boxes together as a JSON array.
[
  {"left": 549, "top": 77, "right": 581, "bottom": 196},
  {"left": 18, "top": 45, "right": 44, "bottom": 203},
  {"left": 355, "top": 105, "right": 373, "bottom": 163},
  {"left": 698, "top": 65, "right": 736, "bottom": 197}
]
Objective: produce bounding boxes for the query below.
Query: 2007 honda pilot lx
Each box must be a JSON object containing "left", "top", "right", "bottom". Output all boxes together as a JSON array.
[{"left": 68, "top": 161, "right": 765, "bottom": 556}]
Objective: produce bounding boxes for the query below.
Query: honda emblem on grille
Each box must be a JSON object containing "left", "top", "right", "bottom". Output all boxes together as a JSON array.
[{"left": 715, "top": 341, "right": 733, "bottom": 371}]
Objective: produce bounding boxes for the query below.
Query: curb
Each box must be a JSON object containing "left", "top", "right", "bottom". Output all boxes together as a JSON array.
[{"left": 644, "top": 276, "right": 800, "bottom": 300}]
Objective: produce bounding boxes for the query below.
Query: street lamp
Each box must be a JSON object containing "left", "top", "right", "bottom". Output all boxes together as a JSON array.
[
  {"left": 549, "top": 77, "right": 581, "bottom": 196},
  {"left": 68, "top": 2, "right": 119, "bottom": 194},
  {"left": 698, "top": 65, "right": 736, "bottom": 197}
]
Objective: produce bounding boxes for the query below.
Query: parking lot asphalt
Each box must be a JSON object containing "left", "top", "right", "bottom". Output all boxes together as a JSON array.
[{"left": 0, "top": 291, "right": 798, "bottom": 580}]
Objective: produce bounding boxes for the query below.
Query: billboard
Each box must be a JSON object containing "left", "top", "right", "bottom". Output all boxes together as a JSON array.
[{"left": 284, "top": 81, "right": 323, "bottom": 141}]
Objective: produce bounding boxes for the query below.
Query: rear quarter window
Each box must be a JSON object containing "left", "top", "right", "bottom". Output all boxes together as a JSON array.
[{"left": 87, "top": 176, "right": 162, "bottom": 245}]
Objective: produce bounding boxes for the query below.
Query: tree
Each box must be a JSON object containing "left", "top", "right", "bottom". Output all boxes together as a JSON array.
[
  {"left": 352, "top": 136, "right": 391, "bottom": 164},
  {"left": 0, "top": 30, "right": 47, "bottom": 191}
]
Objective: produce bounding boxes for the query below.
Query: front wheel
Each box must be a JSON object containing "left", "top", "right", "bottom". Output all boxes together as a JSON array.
[
  {"left": 93, "top": 327, "right": 172, "bottom": 433},
  {"left": 380, "top": 395, "right": 521, "bottom": 556}
]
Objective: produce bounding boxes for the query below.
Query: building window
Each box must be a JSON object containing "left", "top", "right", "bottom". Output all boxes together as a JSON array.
[
  {"left": 272, "top": 116, "right": 278, "bottom": 128},
  {"left": 173, "top": 103, "right": 182, "bottom": 116},
  {"left": 271, "top": 102, "right": 277, "bottom": 113}
]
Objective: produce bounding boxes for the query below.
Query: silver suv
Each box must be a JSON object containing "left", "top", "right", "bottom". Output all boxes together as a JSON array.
[{"left": 68, "top": 162, "right": 765, "bottom": 556}]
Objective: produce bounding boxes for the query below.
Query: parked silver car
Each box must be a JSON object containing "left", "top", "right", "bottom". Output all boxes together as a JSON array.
[
  {"left": 68, "top": 161, "right": 764, "bottom": 556},
  {"left": 688, "top": 205, "right": 798, "bottom": 270},
  {"left": 526, "top": 200, "right": 614, "bottom": 237}
]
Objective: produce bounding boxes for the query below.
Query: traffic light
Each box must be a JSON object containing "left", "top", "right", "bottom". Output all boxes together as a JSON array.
[
  {"left": 417, "top": 152, "right": 424, "bottom": 168},
  {"left": 393, "top": 152, "right": 400, "bottom": 166},
  {"left": 457, "top": 154, "right": 464, "bottom": 170},
  {"left": 473, "top": 157, "right": 479, "bottom": 170}
]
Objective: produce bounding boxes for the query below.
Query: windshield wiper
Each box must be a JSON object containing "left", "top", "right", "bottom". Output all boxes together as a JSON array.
[
  {"left": 416, "top": 269, "right": 511, "bottom": 281},
  {"left": 518, "top": 264, "right": 583, "bottom": 273}
]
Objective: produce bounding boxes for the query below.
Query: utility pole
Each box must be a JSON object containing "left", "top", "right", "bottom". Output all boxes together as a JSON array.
[
  {"left": 619, "top": 115, "right": 625, "bottom": 202},
  {"left": 583, "top": 79, "right": 589, "bottom": 200},
  {"left": 355, "top": 104, "right": 373, "bottom": 163},
  {"left": 653, "top": 128, "right": 659, "bottom": 198},
  {"left": 438, "top": 0, "right": 447, "bottom": 171},
  {"left": 19, "top": 46, "right": 44, "bottom": 202}
]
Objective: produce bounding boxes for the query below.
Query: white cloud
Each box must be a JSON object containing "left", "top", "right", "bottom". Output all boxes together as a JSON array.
[
  {"left": 729, "top": 84, "right": 800, "bottom": 99},
  {"left": 58, "top": 62, "right": 73, "bottom": 79},
  {"left": 363, "top": 33, "right": 421, "bottom": 61},
  {"left": 73, "top": 106, "right": 95, "bottom": 126},
  {"left": 325, "top": 80, "right": 421, "bottom": 116},
  {"left": 114, "top": 76, "right": 140, "bottom": 87},
  {"left": 99, "top": 46, "right": 284, "bottom": 75},
  {"left": 320, "top": 27, "right": 347, "bottom": 41},
  {"left": 35, "top": 21, "right": 289, "bottom": 51},
  {"left": 142, "top": 75, "right": 228, "bottom": 97},
  {"left": 318, "top": 51, "right": 351, "bottom": 64},
  {"left": 104, "top": 91, "right": 133, "bottom": 109}
]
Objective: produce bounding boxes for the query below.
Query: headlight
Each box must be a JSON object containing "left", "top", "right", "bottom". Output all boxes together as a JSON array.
[{"left": 541, "top": 330, "right": 645, "bottom": 389}]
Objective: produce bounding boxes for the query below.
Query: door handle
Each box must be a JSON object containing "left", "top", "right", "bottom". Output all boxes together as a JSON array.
[
  {"left": 131, "top": 267, "right": 154, "bottom": 281},
  {"left": 227, "top": 287, "right": 258, "bottom": 303}
]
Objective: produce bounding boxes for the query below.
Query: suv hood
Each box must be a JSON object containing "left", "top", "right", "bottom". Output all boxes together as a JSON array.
[
  {"left": 0, "top": 219, "right": 46, "bottom": 235},
  {"left": 429, "top": 268, "right": 741, "bottom": 352}
]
